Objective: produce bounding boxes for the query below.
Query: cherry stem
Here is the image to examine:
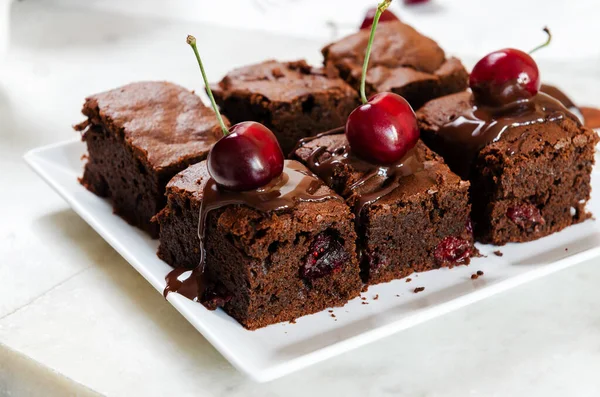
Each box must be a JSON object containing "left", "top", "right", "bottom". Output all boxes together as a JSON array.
[
  {"left": 529, "top": 27, "right": 552, "bottom": 55},
  {"left": 186, "top": 35, "right": 229, "bottom": 136},
  {"left": 360, "top": 0, "right": 392, "bottom": 104}
]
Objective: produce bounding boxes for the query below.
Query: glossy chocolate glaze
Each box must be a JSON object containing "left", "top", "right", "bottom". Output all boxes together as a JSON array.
[
  {"left": 540, "top": 84, "right": 584, "bottom": 122},
  {"left": 295, "top": 128, "right": 425, "bottom": 223},
  {"left": 540, "top": 84, "right": 576, "bottom": 110},
  {"left": 429, "top": 92, "right": 580, "bottom": 179},
  {"left": 164, "top": 160, "right": 339, "bottom": 305}
]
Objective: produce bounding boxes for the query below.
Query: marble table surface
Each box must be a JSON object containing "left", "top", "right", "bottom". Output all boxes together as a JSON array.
[{"left": 1, "top": 1, "right": 600, "bottom": 396}]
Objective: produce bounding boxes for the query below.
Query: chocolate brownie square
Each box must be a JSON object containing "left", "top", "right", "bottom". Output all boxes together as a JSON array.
[
  {"left": 292, "top": 130, "right": 474, "bottom": 285},
  {"left": 322, "top": 21, "right": 468, "bottom": 110},
  {"left": 210, "top": 59, "right": 359, "bottom": 154},
  {"left": 76, "top": 81, "right": 226, "bottom": 237},
  {"left": 154, "top": 160, "right": 362, "bottom": 329},
  {"left": 417, "top": 91, "right": 599, "bottom": 245}
]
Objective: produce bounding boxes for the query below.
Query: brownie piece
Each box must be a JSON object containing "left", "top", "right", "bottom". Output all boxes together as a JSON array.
[
  {"left": 154, "top": 160, "right": 362, "bottom": 330},
  {"left": 76, "top": 82, "right": 226, "bottom": 237},
  {"left": 417, "top": 91, "right": 599, "bottom": 245},
  {"left": 322, "top": 21, "right": 468, "bottom": 110},
  {"left": 210, "top": 59, "right": 359, "bottom": 154},
  {"left": 292, "top": 131, "right": 473, "bottom": 285}
]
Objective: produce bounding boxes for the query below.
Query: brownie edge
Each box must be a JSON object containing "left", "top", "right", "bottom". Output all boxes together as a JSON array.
[
  {"left": 322, "top": 21, "right": 468, "bottom": 110},
  {"left": 211, "top": 59, "right": 359, "bottom": 154},
  {"left": 292, "top": 132, "right": 475, "bottom": 285},
  {"left": 77, "top": 81, "right": 226, "bottom": 237},
  {"left": 155, "top": 160, "right": 363, "bottom": 329},
  {"left": 417, "top": 90, "right": 599, "bottom": 245}
]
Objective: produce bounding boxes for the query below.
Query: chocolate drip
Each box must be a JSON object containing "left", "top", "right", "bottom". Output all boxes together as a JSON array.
[
  {"left": 540, "top": 84, "right": 576, "bottom": 110},
  {"left": 164, "top": 268, "right": 199, "bottom": 301},
  {"left": 429, "top": 92, "right": 580, "bottom": 179},
  {"left": 540, "top": 84, "right": 584, "bottom": 123},
  {"left": 296, "top": 128, "right": 426, "bottom": 234},
  {"left": 164, "top": 160, "right": 339, "bottom": 304}
]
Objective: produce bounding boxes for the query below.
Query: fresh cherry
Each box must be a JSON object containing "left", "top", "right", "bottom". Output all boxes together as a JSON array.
[
  {"left": 208, "top": 122, "right": 284, "bottom": 191},
  {"left": 346, "top": 0, "right": 419, "bottom": 164},
  {"left": 360, "top": 7, "right": 399, "bottom": 30},
  {"left": 469, "top": 28, "right": 551, "bottom": 107},
  {"left": 346, "top": 92, "right": 419, "bottom": 164},
  {"left": 187, "top": 35, "right": 284, "bottom": 191}
]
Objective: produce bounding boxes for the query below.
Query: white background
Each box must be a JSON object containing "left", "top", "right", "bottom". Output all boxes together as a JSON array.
[{"left": 1, "top": 0, "right": 600, "bottom": 396}]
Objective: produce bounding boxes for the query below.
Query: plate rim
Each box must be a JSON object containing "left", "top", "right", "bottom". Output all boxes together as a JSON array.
[{"left": 23, "top": 139, "right": 600, "bottom": 383}]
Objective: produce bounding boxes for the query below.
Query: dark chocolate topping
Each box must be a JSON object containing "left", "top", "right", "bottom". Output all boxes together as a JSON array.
[
  {"left": 421, "top": 91, "right": 580, "bottom": 179},
  {"left": 581, "top": 107, "right": 600, "bottom": 129},
  {"left": 540, "top": 84, "right": 584, "bottom": 124},
  {"left": 164, "top": 268, "right": 199, "bottom": 301},
  {"left": 540, "top": 84, "right": 576, "bottom": 110},
  {"left": 295, "top": 128, "right": 425, "bottom": 222},
  {"left": 164, "top": 160, "right": 340, "bottom": 304}
]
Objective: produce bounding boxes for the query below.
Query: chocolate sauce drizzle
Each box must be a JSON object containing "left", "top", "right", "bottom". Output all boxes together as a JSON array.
[
  {"left": 429, "top": 92, "right": 580, "bottom": 179},
  {"left": 164, "top": 160, "right": 339, "bottom": 303},
  {"left": 540, "top": 84, "right": 584, "bottom": 123},
  {"left": 295, "top": 127, "right": 426, "bottom": 228}
]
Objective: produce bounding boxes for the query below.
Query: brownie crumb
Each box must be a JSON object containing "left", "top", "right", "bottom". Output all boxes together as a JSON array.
[
  {"left": 328, "top": 309, "right": 334, "bottom": 313},
  {"left": 373, "top": 294, "right": 379, "bottom": 300},
  {"left": 361, "top": 296, "right": 367, "bottom": 301},
  {"left": 471, "top": 274, "right": 479, "bottom": 280},
  {"left": 565, "top": 248, "right": 569, "bottom": 251},
  {"left": 330, "top": 313, "right": 336, "bottom": 318},
  {"left": 414, "top": 287, "right": 425, "bottom": 293},
  {"left": 271, "top": 67, "right": 284, "bottom": 78},
  {"left": 289, "top": 319, "right": 297, "bottom": 324},
  {"left": 361, "top": 301, "right": 369, "bottom": 305},
  {"left": 396, "top": 294, "right": 400, "bottom": 297},
  {"left": 477, "top": 270, "right": 484, "bottom": 276},
  {"left": 493, "top": 250, "right": 503, "bottom": 257},
  {"left": 406, "top": 278, "right": 412, "bottom": 283}
]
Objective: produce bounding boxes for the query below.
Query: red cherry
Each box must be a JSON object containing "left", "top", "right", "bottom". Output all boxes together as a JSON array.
[
  {"left": 360, "top": 8, "right": 399, "bottom": 30},
  {"left": 346, "top": 92, "right": 419, "bottom": 164},
  {"left": 186, "top": 35, "right": 284, "bottom": 192},
  {"left": 208, "top": 121, "right": 284, "bottom": 191},
  {"left": 469, "top": 48, "right": 540, "bottom": 106}
]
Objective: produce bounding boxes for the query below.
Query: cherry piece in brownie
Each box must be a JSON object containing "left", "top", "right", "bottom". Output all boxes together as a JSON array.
[
  {"left": 76, "top": 82, "right": 226, "bottom": 237},
  {"left": 417, "top": 91, "right": 599, "bottom": 245},
  {"left": 154, "top": 160, "right": 362, "bottom": 330},
  {"left": 210, "top": 60, "right": 359, "bottom": 154},
  {"left": 292, "top": 130, "right": 473, "bottom": 285},
  {"left": 322, "top": 21, "right": 468, "bottom": 110}
]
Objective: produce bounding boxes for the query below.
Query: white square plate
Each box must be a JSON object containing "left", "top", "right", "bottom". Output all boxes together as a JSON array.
[{"left": 25, "top": 140, "right": 600, "bottom": 382}]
